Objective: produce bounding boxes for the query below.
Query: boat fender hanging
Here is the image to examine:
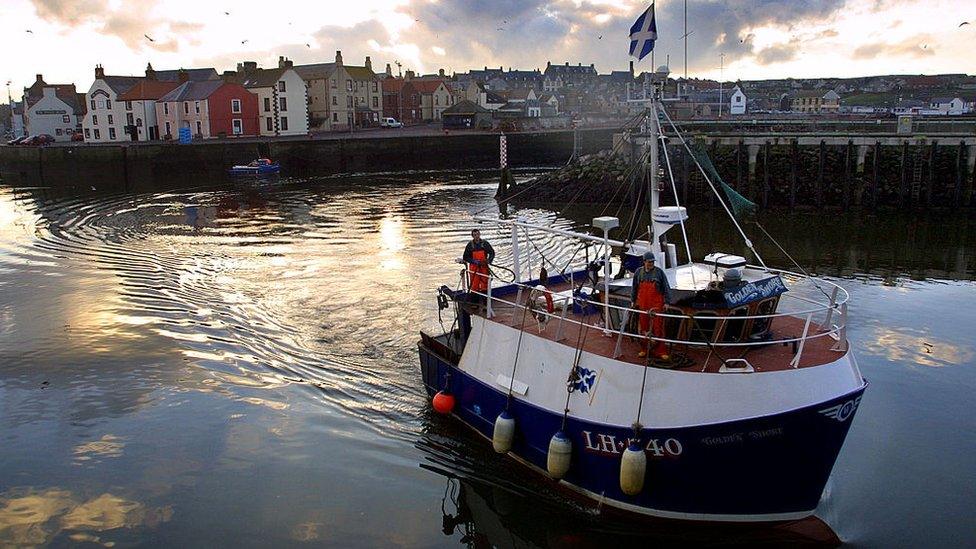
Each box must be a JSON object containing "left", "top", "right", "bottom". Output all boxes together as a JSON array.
[
  {"left": 547, "top": 431, "right": 572, "bottom": 479},
  {"left": 492, "top": 411, "right": 515, "bottom": 454},
  {"left": 620, "top": 441, "right": 647, "bottom": 496},
  {"left": 432, "top": 390, "right": 455, "bottom": 414}
]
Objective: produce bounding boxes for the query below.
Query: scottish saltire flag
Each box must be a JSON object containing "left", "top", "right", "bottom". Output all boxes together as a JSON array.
[{"left": 629, "top": 4, "right": 657, "bottom": 60}]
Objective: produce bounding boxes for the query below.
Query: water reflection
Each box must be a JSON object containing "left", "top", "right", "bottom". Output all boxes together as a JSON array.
[{"left": 0, "top": 175, "right": 974, "bottom": 547}]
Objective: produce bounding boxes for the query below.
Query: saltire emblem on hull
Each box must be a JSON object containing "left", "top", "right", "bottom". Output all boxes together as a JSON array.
[
  {"left": 818, "top": 396, "right": 862, "bottom": 422},
  {"left": 571, "top": 367, "right": 598, "bottom": 394}
]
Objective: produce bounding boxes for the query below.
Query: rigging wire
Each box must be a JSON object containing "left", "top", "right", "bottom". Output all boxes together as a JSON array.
[
  {"left": 654, "top": 104, "right": 698, "bottom": 289},
  {"left": 753, "top": 221, "right": 834, "bottom": 302},
  {"left": 657, "top": 106, "right": 768, "bottom": 269}
]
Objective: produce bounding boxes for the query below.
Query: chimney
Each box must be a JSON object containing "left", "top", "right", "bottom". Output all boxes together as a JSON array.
[
  {"left": 564, "top": 62, "right": 569, "bottom": 67},
  {"left": 365, "top": 56, "right": 372, "bottom": 71},
  {"left": 385, "top": 63, "right": 392, "bottom": 76},
  {"left": 335, "top": 50, "right": 343, "bottom": 65},
  {"left": 439, "top": 68, "right": 444, "bottom": 77},
  {"left": 243, "top": 61, "right": 258, "bottom": 72},
  {"left": 237, "top": 62, "right": 244, "bottom": 74},
  {"left": 222, "top": 70, "right": 237, "bottom": 82},
  {"left": 629, "top": 61, "right": 634, "bottom": 77},
  {"left": 404, "top": 70, "right": 414, "bottom": 81},
  {"left": 145, "top": 63, "right": 156, "bottom": 80},
  {"left": 95, "top": 65, "right": 105, "bottom": 79},
  {"left": 278, "top": 56, "right": 293, "bottom": 68},
  {"left": 178, "top": 68, "right": 189, "bottom": 83},
  {"left": 546, "top": 61, "right": 551, "bottom": 68},
  {"left": 35, "top": 74, "right": 43, "bottom": 83}
]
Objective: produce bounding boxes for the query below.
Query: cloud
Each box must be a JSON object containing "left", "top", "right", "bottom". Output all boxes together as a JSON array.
[
  {"left": 29, "top": 0, "right": 200, "bottom": 53},
  {"left": 853, "top": 34, "right": 936, "bottom": 59},
  {"left": 755, "top": 40, "right": 801, "bottom": 65}
]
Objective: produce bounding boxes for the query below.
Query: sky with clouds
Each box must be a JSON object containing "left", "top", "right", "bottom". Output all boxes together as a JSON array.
[{"left": 1, "top": 0, "right": 973, "bottom": 101}]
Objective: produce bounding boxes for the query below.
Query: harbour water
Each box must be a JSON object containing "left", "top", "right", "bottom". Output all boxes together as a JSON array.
[{"left": 0, "top": 174, "right": 974, "bottom": 547}]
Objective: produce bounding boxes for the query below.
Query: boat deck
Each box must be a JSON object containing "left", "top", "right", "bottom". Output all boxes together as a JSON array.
[{"left": 482, "top": 281, "right": 843, "bottom": 373}]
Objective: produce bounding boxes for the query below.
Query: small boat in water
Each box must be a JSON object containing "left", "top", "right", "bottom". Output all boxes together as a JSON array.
[
  {"left": 417, "top": 92, "right": 866, "bottom": 524},
  {"left": 228, "top": 158, "right": 280, "bottom": 176}
]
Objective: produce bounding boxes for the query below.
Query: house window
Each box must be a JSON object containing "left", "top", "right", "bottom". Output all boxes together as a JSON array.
[
  {"left": 331, "top": 79, "right": 336, "bottom": 88},
  {"left": 194, "top": 101, "right": 200, "bottom": 114},
  {"left": 56, "top": 128, "right": 63, "bottom": 136},
  {"left": 373, "top": 82, "right": 378, "bottom": 93},
  {"left": 107, "top": 114, "right": 114, "bottom": 125},
  {"left": 84, "top": 128, "right": 91, "bottom": 138},
  {"left": 435, "top": 96, "right": 439, "bottom": 106},
  {"left": 280, "top": 97, "right": 287, "bottom": 112},
  {"left": 62, "top": 115, "right": 70, "bottom": 123},
  {"left": 333, "top": 112, "right": 338, "bottom": 122},
  {"left": 105, "top": 99, "right": 111, "bottom": 109},
  {"left": 108, "top": 127, "right": 116, "bottom": 140},
  {"left": 346, "top": 80, "right": 352, "bottom": 91},
  {"left": 232, "top": 118, "right": 243, "bottom": 135},
  {"left": 196, "top": 121, "right": 202, "bottom": 135},
  {"left": 165, "top": 122, "right": 171, "bottom": 136},
  {"left": 90, "top": 99, "right": 96, "bottom": 110},
  {"left": 164, "top": 103, "right": 169, "bottom": 115},
  {"left": 92, "top": 115, "right": 98, "bottom": 125},
  {"left": 280, "top": 117, "right": 288, "bottom": 131},
  {"left": 264, "top": 97, "right": 271, "bottom": 112},
  {"left": 231, "top": 99, "right": 241, "bottom": 113},
  {"left": 266, "top": 117, "right": 273, "bottom": 131},
  {"left": 136, "top": 118, "right": 142, "bottom": 127},
  {"left": 93, "top": 129, "right": 100, "bottom": 139},
  {"left": 372, "top": 97, "right": 378, "bottom": 108},
  {"left": 332, "top": 96, "right": 337, "bottom": 105},
  {"left": 346, "top": 96, "right": 352, "bottom": 108},
  {"left": 126, "top": 113, "right": 134, "bottom": 125},
  {"left": 184, "top": 102, "right": 189, "bottom": 114},
  {"left": 126, "top": 101, "right": 132, "bottom": 111},
  {"left": 278, "top": 81, "right": 286, "bottom": 92}
]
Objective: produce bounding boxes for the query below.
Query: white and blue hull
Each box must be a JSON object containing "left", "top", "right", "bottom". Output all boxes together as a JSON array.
[{"left": 419, "top": 315, "right": 867, "bottom": 522}]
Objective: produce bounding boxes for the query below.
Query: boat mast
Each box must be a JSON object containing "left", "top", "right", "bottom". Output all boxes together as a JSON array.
[{"left": 645, "top": 91, "right": 661, "bottom": 255}]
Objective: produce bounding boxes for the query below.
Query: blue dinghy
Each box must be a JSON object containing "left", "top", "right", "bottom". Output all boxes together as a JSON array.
[{"left": 229, "top": 158, "right": 280, "bottom": 175}]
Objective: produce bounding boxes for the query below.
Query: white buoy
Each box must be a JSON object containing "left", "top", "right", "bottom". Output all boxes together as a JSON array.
[
  {"left": 547, "top": 431, "right": 572, "bottom": 479},
  {"left": 620, "top": 442, "right": 647, "bottom": 496},
  {"left": 492, "top": 411, "right": 515, "bottom": 454}
]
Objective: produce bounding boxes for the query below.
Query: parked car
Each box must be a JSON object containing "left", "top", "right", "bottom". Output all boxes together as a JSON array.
[
  {"left": 71, "top": 132, "right": 85, "bottom": 142},
  {"left": 23, "top": 134, "right": 54, "bottom": 146},
  {"left": 380, "top": 117, "right": 403, "bottom": 128},
  {"left": 6, "top": 136, "right": 28, "bottom": 145}
]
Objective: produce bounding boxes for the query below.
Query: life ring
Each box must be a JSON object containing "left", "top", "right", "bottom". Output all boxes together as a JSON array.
[{"left": 530, "top": 284, "right": 554, "bottom": 314}]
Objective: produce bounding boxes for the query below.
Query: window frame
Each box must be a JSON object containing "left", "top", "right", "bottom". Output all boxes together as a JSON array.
[{"left": 231, "top": 99, "right": 241, "bottom": 113}]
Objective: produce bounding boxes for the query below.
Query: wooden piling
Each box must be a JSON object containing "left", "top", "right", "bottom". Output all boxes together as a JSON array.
[
  {"left": 871, "top": 142, "right": 880, "bottom": 210},
  {"left": 899, "top": 141, "right": 909, "bottom": 209},
  {"left": 816, "top": 140, "right": 825, "bottom": 209},
  {"left": 790, "top": 139, "right": 798, "bottom": 211},
  {"left": 762, "top": 142, "right": 770, "bottom": 209}
]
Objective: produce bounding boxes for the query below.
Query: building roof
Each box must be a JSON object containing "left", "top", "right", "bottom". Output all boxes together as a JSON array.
[
  {"left": 293, "top": 63, "right": 337, "bottom": 80},
  {"left": 344, "top": 65, "right": 377, "bottom": 81},
  {"left": 118, "top": 80, "right": 180, "bottom": 101},
  {"left": 929, "top": 96, "right": 959, "bottom": 103},
  {"left": 505, "top": 88, "right": 535, "bottom": 100},
  {"left": 545, "top": 62, "right": 597, "bottom": 77},
  {"left": 407, "top": 80, "right": 448, "bottom": 94},
  {"left": 485, "top": 91, "right": 507, "bottom": 104},
  {"left": 238, "top": 68, "right": 288, "bottom": 89},
  {"left": 382, "top": 78, "right": 408, "bottom": 93},
  {"left": 158, "top": 80, "right": 226, "bottom": 102},
  {"left": 101, "top": 75, "right": 144, "bottom": 95},
  {"left": 443, "top": 100, "right": 489, "bottom": 115},
  {"left": 155, "top": 68, "right": 219, "bottom": 82},
  {"left": 795, "top": 89, "right": 830, "bottom": 98}
]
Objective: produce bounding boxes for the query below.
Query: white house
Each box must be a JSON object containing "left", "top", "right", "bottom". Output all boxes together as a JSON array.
[
  {"left": 928, "top": 97, "right": 967, "bottom": 115},
  {"left": 729, "top": 86, "right": 747, "bottom": 115},
  {"left": 9, "top": 101, "right": 26, "bottom": 138},
  {"left": 82, "top": 65, "right": 146, "bottom": 142},
  {"left": 236, "top": 61, "right": 308, "bottom": 136},
  {"left": 24, "top": 87, "right": 83, "bottom": 141}
]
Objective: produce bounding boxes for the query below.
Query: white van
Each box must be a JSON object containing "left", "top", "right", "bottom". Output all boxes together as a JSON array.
[{"left": 380, "top": 117, "right": 403, "bottom": 128}]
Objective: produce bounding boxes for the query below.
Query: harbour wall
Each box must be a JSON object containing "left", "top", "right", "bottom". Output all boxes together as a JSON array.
[{"left": 0, "top": 129, "right": 615, "bottom": 189}]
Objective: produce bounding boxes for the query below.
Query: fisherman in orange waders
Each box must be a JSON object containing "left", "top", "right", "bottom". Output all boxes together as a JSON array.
[
  {"left": 632, "top": 251, "right": 672, "bottom": 360},
  {"left": 463, "top": 229, "right": 495, "bottom": 303}
]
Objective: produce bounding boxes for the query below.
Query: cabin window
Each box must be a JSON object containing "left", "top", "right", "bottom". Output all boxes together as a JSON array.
[
  {"left": 750, "top": 297, "right": 779, "bottom": 339},
  {"left": 280, "top": 117, "right": 288, "bottom": 131},
  {"left": 232, "top": 119, "right": 243, "bottom": 135},
  {"left": 279, "top": 97, "right": 287, "bottom": 112},
  {"left": 720, "top": 307, "right": 750, "bottom": 343},
  {"left": 278, "top": 81, "right": 286, "bottom": 93},
  {"left": 662, "top": 306, "right": 687, "bottom": 341},
  {"left": 688, "top": 311, "right": 721, "bottom": 343},
  {"left": 231, "top": 99, "right": 241, "bottom": 113}
]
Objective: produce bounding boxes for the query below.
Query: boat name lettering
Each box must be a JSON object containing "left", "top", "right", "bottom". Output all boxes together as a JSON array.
[
  {"left": 723, "top": 276, "right": 787, "bottom": 308},
  {"left": 702, "top": 428, "right": 785, "bottom": 446},
  {"left": 581, "top": 431, "right": 682, "bottom": 458},
  {"left": 748, "top": 427, "right": 784, "bottom": 439}
]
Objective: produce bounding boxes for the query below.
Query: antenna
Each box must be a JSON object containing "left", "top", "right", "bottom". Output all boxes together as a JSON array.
[{"left": 395, "top": 60, "right": 402, "bottom": 78}]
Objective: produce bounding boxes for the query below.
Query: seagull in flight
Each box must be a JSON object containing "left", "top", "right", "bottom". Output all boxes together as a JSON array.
[
  {"left": 224, "top": 11, "right": 230, "bottom": 15},
  {"left": 25, "top": 29, "right": 33, "bottom": 33},
  {"left": 144, "top": 34, "right": 155, "bottom": 42},
  {"left": 241, "top": 39, "right": 248, "bottom": 44},
  {"left": 960, "top": 21, "right": 970, "bottom": 27},
  {"left": 305, "top": 43, "right": 311, "bottom": 48}
]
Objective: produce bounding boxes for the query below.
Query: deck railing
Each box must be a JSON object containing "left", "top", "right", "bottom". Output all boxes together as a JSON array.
[{"left": 462, "top": 265, "right": 849, "bottom": 369}]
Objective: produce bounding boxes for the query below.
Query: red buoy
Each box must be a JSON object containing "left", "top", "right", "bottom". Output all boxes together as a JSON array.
[{"left": 432, "top": 391, "right": 455, "bottom": 414}]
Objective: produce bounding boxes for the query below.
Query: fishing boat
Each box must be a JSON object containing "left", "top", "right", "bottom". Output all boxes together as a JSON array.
[
  {"left": 228, "top": 158, "right": 280, "bottom": 176},
  {"left": 417, "top": 78, "right": 866, "bottom": 523}
]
